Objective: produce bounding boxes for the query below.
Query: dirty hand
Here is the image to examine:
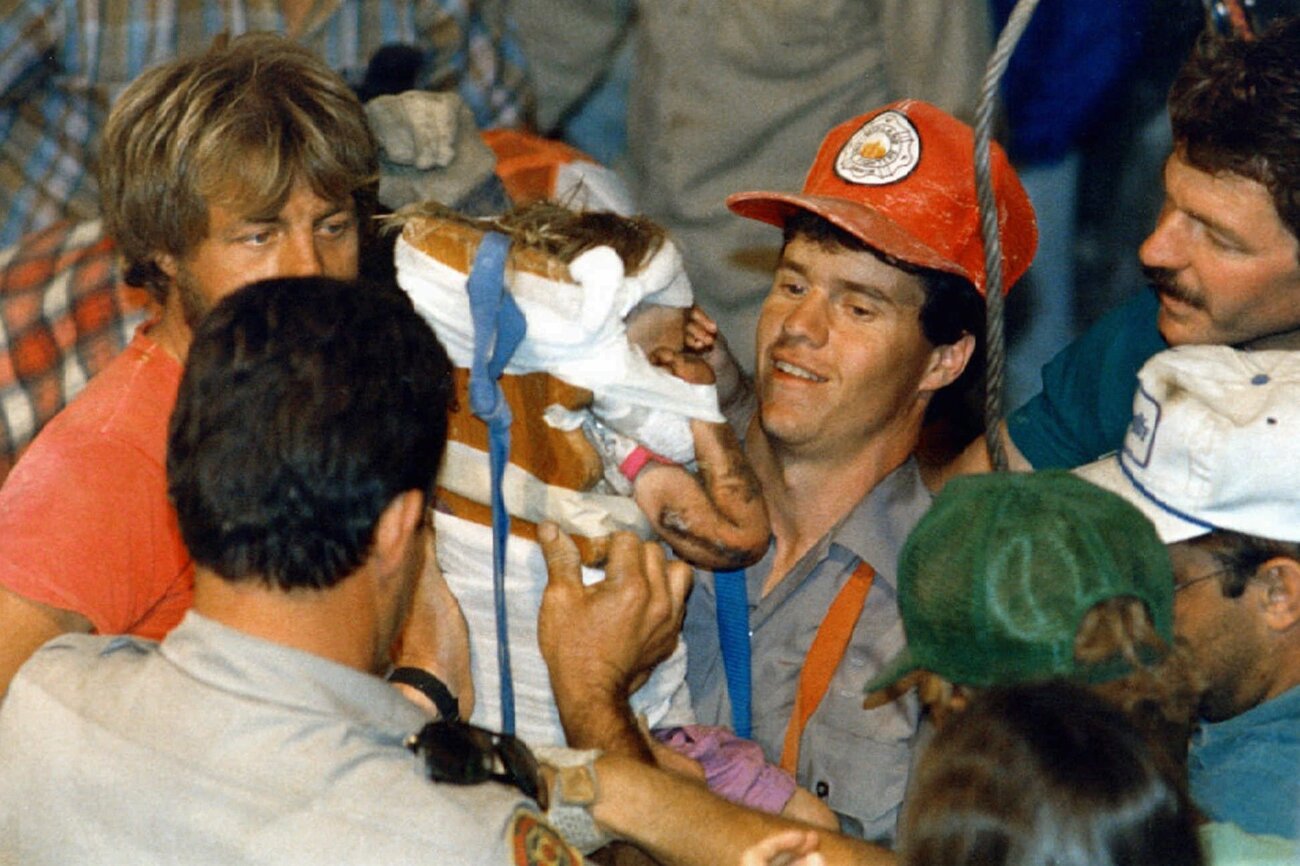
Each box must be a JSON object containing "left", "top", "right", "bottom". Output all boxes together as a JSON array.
[{"left": 537, "top": 524, "right": 692, "bottom": 706}]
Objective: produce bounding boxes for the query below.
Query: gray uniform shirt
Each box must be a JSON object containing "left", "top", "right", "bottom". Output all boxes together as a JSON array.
[
  {"left": 0, "top": 612, "right": 554, "bottom": 865},
  {"left": 683, "top": 458, "right": 929, "bottom": 842}
]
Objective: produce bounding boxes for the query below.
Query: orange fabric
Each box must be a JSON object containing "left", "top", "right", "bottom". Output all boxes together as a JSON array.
[
  {"left": 482, "top": 129, "right": 594, "bottom": 205},
  {"left": 0, "top": 329, "right": 193, "bottom": 638},
  {"left": 779, "top": 561, "right": 876, "bottom": 773}
]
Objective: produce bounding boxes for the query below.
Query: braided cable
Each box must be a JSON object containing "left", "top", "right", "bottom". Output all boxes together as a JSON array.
[{"left": 974, "top": 0, "right": 1042, "bottom": 471}]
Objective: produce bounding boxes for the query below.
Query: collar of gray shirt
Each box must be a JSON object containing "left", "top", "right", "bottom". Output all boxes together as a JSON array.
[
  {"left": 157, "top": 610, "right": 431, "bottom": 738},
  {"left": 746, "top": 457, "right": 932, "bottom": 625}
]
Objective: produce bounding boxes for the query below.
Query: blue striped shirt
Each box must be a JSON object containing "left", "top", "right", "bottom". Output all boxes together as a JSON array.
[{"left": 0, "top": 0, "right": 532, "bottom": 245}]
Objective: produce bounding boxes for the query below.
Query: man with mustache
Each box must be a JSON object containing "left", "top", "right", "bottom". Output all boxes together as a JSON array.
[{"left": 946, "top": 14, "right": 1300, "bottom": 475}]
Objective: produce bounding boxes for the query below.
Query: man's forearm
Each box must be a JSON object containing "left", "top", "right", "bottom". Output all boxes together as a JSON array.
[
  {"left": 553, "top": 680, "right": 656, "bottom": 763},
  {"left": 592, "top": 755, "right": 894, "bottom": 866}
]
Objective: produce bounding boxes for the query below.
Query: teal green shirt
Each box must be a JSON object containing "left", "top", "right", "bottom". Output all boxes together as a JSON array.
[
  {"left": 1190, "top": 685, "right": 1300, "bottom": 839},
  {"left": 1007, "top": 291, "right": 1167, "bottom": 469}
]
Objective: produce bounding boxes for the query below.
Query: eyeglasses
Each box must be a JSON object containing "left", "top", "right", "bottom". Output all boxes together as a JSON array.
[
  {"left": 405, "top": 719, "right": 542, "bottom": 804},
  {"left": 1174, "top": 567, "right": 1230, "bottom": 593}
]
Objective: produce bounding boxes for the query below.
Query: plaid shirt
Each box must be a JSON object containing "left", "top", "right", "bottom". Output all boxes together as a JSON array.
[
  {"left": 0, "top": 219, "right": 145, "bottom": 484},
  {"left": 0, "top": 0, "right": 532, "bottom": 246}
]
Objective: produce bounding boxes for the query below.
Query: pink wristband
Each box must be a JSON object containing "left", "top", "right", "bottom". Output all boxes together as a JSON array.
[{"left": 619, "top": 445, "right": 672, "bottom": 482}]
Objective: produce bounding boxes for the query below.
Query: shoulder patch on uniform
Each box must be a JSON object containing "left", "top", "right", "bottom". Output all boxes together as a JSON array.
[
  {"left": 835, "top": 110, "right": 921, "bottom": 186},
  {"left": 509, "top": 807, "right": 583, "bottom": 866}
]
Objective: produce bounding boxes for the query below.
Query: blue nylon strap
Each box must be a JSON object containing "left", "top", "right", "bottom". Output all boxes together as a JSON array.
[
  {"left": 714, "top": 568, "right": 752, "bottom": 738},
  {"left": 466, "top": 231, "right": 526, "bottom": 735}
]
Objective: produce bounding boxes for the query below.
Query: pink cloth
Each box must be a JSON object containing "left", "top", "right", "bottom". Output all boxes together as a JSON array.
[{"left": 654, "top": 724, "right": 797, "bottom": 814}]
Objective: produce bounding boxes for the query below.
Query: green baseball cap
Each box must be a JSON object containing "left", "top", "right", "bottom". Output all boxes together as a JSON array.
[{"left": 864, "top": 471, "right": 1175, "bottom": 693}]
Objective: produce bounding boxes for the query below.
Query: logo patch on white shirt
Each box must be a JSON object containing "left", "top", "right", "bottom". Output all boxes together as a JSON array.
[{"left": 835, "top": 111, "right": 921, "bottom": 186}]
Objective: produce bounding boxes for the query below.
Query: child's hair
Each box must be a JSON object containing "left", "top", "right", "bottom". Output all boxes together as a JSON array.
[
  {"left": 901, "top": 681, "right": 1203, "bottom": 866},
  {"left": 400, "top": 200, "right": 667, "bottom": 273}
]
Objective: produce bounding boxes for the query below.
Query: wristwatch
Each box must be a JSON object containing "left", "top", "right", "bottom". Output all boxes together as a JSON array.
[{"left": 530, "top": 746, "right": 610, "bottom": 854}]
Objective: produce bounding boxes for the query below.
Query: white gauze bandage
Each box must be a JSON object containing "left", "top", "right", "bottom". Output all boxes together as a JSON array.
[{"left": 396, "top": 231, "right": 722, "bottom": 464}]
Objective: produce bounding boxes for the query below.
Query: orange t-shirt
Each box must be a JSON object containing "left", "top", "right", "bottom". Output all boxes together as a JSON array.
[{"left": 0, "top": 327, "right": 192, "bottom": 637}]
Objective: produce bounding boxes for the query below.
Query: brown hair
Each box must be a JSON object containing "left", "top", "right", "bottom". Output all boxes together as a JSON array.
[
  {"left": 399, "top": 200, "right": 667, "bottom": 274},
  {"left": 1074, "top": 597, "right": 1202, "bottom": 790},
  {"left": 902, "top": 681, "right": 1203, "bottom": 866},
  {"left": 99, "top": 33, "right": 379, "bottom": 302},
  {"left": 1168, "top": 16, "right": 1300, "bottom": 246}
]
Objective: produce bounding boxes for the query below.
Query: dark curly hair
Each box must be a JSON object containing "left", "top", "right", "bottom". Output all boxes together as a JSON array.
[
  {"left": 167, "top": 276, "right": 451, "bottom": 591},
  {"left": 1169, "top": 16, "right": 1300, "bottom": 247}
]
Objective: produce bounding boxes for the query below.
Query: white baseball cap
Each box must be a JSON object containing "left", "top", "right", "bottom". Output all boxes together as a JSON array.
[{"left": 1074, "top": 345, "right": 1300, "bottom": 544}]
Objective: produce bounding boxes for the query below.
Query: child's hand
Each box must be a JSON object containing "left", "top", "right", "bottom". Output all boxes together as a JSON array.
[
  {"left": 684, "top": 305, "right": 720, "bottom": 355},
  {"left": 649, "top": 347, "right": 716, "bottom": 386},
  {"left": 683, "top": 305, "right": 749, "bottom": 413}
]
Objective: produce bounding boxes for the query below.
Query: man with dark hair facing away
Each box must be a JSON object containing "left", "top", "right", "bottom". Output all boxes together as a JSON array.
[
  {"left": 0, "top": 276, "right": 515, "bottom": 862},
  {"left": 0, "top": 275, "right": 891, "bottom": 866}
]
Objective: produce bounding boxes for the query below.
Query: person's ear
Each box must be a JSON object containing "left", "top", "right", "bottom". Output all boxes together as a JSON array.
[
  {"left": 919, "top": 332, "right": 975, "bottom": 394},
  {"left": 1257, "top": 557, "right": 1300, "bottom": 632},
  {"left": 372, "top": 490, "right": 426, "bottom": 576}
]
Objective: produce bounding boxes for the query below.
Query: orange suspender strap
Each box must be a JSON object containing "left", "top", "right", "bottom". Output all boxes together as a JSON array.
[{"left": 779, "top": 560, "right": 876, "bottom": 774}]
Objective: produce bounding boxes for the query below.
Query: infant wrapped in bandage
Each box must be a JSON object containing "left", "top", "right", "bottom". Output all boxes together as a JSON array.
[{"left": 397, "top": 204, "right": 831, "bottom": 824}]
